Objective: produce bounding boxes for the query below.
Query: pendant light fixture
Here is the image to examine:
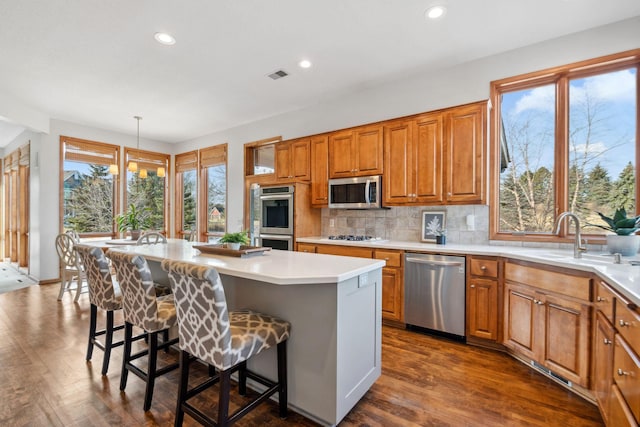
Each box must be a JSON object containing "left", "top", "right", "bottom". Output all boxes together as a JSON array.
[{"left": 128, "top": 115, "right": 142, "bottom": 173}]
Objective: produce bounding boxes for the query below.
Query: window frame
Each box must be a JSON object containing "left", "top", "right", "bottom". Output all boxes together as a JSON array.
[
  {"left": 174, "top": 150, "right": 198, "bottom": 240},
  {"left": 489, "top": 49, "right": 640, "bottom": 244},
  {"left": 173, "top": 144, "right": 228, "bottom": 242},
  {"left": 122, "top": 147, "right": 170, "bottom": 235},
  {"left": 59, "top": 136, "right": 120, "bottom": 238}
]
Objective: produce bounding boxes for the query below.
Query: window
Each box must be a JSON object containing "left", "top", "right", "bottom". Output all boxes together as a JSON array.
[
  {"left": 243, "top": 136, "right": 281, "bottom": 176},
  {"left": 174, "top": 144, "right": 228, "bottom": 242},
  {"left": 123, "top": 148, "right": 169, "bottom": 234},
  {"left": 60, "top": 136, "right": 119, "bottom": 237},
  {"left": 200, "top": 144, "right": 227, "bottom": 241},
  {"left": 491, "top": 50, "right": 640, "bottom": 242},
  {"left": 175, "top": 151, "right": 198, "bottom": 239}
]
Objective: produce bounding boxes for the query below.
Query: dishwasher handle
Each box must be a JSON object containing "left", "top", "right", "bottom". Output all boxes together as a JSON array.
[{"left": 405, "top": 257, "right": 464, "bottom": 267}]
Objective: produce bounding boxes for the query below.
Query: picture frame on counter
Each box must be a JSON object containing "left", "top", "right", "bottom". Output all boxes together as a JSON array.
[{"left": 421, "top": 211, "right": 446, "bottom": 243}]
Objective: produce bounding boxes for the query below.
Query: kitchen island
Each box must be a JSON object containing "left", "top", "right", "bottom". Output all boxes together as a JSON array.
[{"left": 105, "top": 239, "right": 385, "bottom": 426}]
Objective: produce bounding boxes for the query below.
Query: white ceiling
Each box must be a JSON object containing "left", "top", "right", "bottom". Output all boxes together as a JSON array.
[{"left": 1, "top": 0, "right": 639, "bottom": 146}]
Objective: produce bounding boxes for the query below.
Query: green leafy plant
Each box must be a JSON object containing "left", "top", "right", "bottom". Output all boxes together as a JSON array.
[
  {"left": 115, "top": 204, "right": 151, "bottom": 232},
  {"left": 218, "top": 230, "right": 250, "bottom": 245},
  {"left": 591, "top": 208, "right": 640, "bottom": 235}
]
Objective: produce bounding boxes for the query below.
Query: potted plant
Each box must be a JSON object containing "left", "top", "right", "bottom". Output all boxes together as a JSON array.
[
  {"left": 115, "top": 204, "right": 151, "bottom": 240},
  {"left": 218, "top": 230, "right": 250, "bottom": 250},
  {"left": 590, "top": 208, "right": 640, "bottom": 256}
]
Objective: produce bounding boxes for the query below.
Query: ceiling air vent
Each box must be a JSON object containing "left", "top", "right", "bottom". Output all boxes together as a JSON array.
[{"left": 268, "top": 70, "right": 289, "bottom": 80}]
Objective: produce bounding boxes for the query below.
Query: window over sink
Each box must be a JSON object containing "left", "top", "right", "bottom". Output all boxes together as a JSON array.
[{"left": 491, "top": 49, "right": 640, "bottom": 243}]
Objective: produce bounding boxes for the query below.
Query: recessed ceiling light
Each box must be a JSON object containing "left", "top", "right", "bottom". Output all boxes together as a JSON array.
[
  {"left": 154, "top": 32, "right": 176, "bottom": 45},
  {"left": 299, "top": 60, "right": 312, "bottom": 69},
  {"left": 425, "top": 5, "right": 446, "bottom": 20}
]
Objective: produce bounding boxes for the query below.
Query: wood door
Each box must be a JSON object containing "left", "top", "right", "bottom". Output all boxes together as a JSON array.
[
  {"left": 503, "top": 282, "right": 537, "bottom": 360},
  {"left": 594, "top": 311, "right": 615, "bottom": 425},
  {"left": 381, "top": 267, "right": 403, "bottom": 322},
  {"left": 414, "top": 113, "right": 443, "bottom": 203},
  {"left": 354, "top": 125, "right": 383, "bottom": 176},
  {"left": 18, "top": 164, "right": 29, "bottom": 267},
  {"left": 275, "top": 142, "right": 292, "bottom": 181},
  {"left": 383, "top": 120, "right": 413, "bottom": 204},
  {"left": 291, "top": 139, "right": 310, "bottom": 181},
  {"left": 467, "top": 277, "right": 498, "bottom": 341},
  {"left": 310, "top": 135, "right": 329, "bottom": 206},
  {"left": 542, "top": 292, "right": 591, "bottom": 388},
  {"left": 444, "top": 102, "right": 485, "bottom": 204},
  {"left": 328, "top": 131, "right": 354, "bottom": 178},
  {"left": 609, "top": 384, "right": 638, "bottom": 427}
]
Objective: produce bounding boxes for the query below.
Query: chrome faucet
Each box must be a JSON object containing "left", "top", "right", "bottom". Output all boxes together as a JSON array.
[{"left": 554, "top": 212, "right": 587, "bottom": 259}]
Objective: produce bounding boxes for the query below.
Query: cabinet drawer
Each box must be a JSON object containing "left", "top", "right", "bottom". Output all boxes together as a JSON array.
[
  {"left": 505, "top": 262, "right": 591, "bottom": 301},
  {"left": 596, "top": 280, "right": 616, "bottom": 324},
  {"left": 316, "top": 244, "right": 373, "bottom": 259},
  {"left": 470, "top": 257, "right": 498, "bottom": 278},
  {"left": 617, "top": 302, "right": 640, "bottom": 352},
  {"left": 614, "top": 334, "right": 640, "bottom": 423},
  {"left": 297, "top": 243, "right": 317, "bottom": 253},
  {"left": 374, "top": 250, "right": 402, "bottom": 268}
]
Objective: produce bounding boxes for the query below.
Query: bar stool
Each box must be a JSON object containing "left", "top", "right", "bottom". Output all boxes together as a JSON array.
[
  {"left": 55, "top": 233, "right": 87, "bottom": 302},
  {"left": 136, "top": 231, "right": 168, "bottom": 245},
  {"left": 161, "top": 259, "right": 290, "bottom": 427},
  {"left": 107, "top": 250, "right": 179, "bottom": 412},
  {"left": 75, "top": 244, "right": 125, "bottom": 376}
]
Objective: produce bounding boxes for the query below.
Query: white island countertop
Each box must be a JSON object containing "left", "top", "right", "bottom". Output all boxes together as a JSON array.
[
  {"left": 297, "top": 237, "right": 640, "bottom": 307},
  {"left": 104, "top": 239, "right": 385, "bottom": 285}
]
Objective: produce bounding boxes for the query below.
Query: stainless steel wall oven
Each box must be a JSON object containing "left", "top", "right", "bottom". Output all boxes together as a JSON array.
[{"left": 258, "top": 185, "right": 294, "bottom": 250}]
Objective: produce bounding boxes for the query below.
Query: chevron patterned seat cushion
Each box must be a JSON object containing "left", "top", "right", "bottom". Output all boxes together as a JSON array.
[
  {"left": 75, "top": 245, "right": 123, "bottom": 311},
  {"left": 161, "top": 259, "right": 290, "bottom": 371},
  {"left": 108, "top": 251, "right": 177, "bottom": 332}
]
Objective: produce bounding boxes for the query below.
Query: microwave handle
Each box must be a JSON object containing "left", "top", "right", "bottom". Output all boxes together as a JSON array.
[{"left": 365, "top": 179, "right": 371, "bottom": 205}]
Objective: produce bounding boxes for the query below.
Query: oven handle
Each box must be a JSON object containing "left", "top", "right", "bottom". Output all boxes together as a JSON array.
[
  {"left": 260, "top": 194, "right": 294, "bottom": 202},
  {"left": 259, "top": 234, "right": 293, "bottom": 241}
]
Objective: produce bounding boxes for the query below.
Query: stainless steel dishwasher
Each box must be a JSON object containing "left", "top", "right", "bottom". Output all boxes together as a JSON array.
[{"left": 404, "top": 253, "right": 466, "bottom": 340}]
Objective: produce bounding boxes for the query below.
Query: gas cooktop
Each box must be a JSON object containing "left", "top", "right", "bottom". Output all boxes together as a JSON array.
[{"left": 327, "top": 235, "right": 386, "bottom": 241}]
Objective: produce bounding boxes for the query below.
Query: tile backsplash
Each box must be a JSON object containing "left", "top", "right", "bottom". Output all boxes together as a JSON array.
[
  {"left": 320, "top": 205, "right": 606, "bottom": 252},
  {"left": 321, "top": 205, "right": 490, "bottom": 244}
]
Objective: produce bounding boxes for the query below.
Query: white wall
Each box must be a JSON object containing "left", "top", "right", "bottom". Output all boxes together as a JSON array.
[{"left": 16, "top": 16, "right": 640, "bottom": 281}]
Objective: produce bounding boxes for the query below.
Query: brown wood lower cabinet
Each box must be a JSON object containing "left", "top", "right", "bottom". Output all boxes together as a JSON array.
[
  {"left": 594, "top": 311, "right": 616, "bottom": 425},
  {"left": 466, "top": 256, "right": 501, "bottom": 342},
  {"left": 296, "top": 243, "right": 404, "bottom": 323},
  {"left": 503, "top": 261, "right": 592, "bottom": 389}
]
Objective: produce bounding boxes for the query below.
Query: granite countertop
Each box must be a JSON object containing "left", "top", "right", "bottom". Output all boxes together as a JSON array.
[{"left": 297, "top": 237, "right": 640, "bottom": 307}]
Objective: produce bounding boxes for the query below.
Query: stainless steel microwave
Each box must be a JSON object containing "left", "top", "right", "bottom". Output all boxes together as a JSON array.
[{"left": 328, "top": 175, "right": 382, "bottom": 209}]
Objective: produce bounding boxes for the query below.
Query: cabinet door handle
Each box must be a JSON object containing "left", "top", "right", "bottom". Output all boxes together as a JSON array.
[
  {"left": 480, "top": 265, "right": 487, "bottom": 270},
  {"left": 534, "top": 299, "right": 544, "bottom": 305},
  {"left": 603, "top": 338, "right": 611, "bottom": 345},
  {"left": 619, "top": 319, "right": 630, "bottom": 327},
  {"left": 617, "top": 368, "right": 630, "bottom": 376},
  {"left": 596, "top": 296, "right": 607, "bottom": 302},
  {"left": 470, "top": 284, "right": 475, "bottom": 288}
]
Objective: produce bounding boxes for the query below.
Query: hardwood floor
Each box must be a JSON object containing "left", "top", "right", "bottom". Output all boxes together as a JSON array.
[{"left": 0, "top": 283, "right": 603, "bottom": 426}]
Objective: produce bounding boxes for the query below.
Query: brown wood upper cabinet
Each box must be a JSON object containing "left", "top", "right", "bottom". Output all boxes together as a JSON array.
[
  {"left": 329, "top": 125, "right": 383, "bottom": 178},
  {"left": 310, "top": 135, "right": 330, "bottom": 206},
  {"left": 275, "top": 138, "right": 310, "bottom": 182},
  {"left": 383, "top": 113, "right": 443, "bottom": 205},
  {"left": 444, "top": 102, "right": 486, "bottom": 204},
  {"left": 383, "top": 101, "right": 486, "bottom": 206}
]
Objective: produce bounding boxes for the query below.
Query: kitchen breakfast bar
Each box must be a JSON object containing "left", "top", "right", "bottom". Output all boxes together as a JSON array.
[{"left": 105, "top": 239, "right": 385, "bottom": 426}]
